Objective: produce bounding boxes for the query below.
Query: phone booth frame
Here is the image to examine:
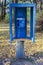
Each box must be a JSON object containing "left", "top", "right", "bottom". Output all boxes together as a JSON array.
[{"left": 9, "top": 4, "right": 36, "bottom": 44}]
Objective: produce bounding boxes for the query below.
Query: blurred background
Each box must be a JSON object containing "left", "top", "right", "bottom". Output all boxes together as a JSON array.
[{"left": 0, "top": 0, "right": 43, "bottom": 65}]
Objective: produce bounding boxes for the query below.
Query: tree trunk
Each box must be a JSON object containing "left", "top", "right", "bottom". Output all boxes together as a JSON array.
[
  {"left": 40, "top": 0, "right": 43, "bottom": 10},
  {"left": 12, "top": 0, "right": 14, "bottom": 3},
  {"left": 15, "top": 0, "right": 18, "bottom": 3},
  {"left": 4, "top": 0, "right": 6, "bottom": 18},
  {"left": 1, "top": 2, "right": 4, "bottom": 19},
  {"left": 1, "top": 0, "right": 6, "bottom": 19}
]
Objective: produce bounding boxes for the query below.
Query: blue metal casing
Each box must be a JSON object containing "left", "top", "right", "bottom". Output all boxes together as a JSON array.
[
  {"left": 15, "top": 7, "right": 27, "bottom": 38},
  {"left": 9, "top": 4, "right": 36, "bottom": 43}
]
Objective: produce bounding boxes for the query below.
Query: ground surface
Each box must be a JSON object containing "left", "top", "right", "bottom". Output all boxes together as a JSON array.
[{"left": 0, "top": 24, "right": 43, "bottom": 65}]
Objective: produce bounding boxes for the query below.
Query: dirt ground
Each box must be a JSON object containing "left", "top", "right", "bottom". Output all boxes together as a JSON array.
[{"left": 0, "top": 24, "right": 43, "bottom": 65}]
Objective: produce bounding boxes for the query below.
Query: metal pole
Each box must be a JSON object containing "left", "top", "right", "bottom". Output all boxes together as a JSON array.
[{"left": 16, "top": 41, "right": 24, "bottom": 59}]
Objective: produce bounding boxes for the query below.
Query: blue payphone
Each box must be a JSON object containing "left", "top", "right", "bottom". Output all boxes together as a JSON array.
[
  {"left": 10, "top": 4, "right": 36, "bottom": 43},
  {"left": 15, "top": 7, "right": 27, "bottom": 38}
]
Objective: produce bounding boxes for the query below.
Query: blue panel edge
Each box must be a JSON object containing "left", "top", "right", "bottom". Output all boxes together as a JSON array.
[
  {"left": 12, "top": 36, "right": 32, "bottom": 40},
  {"left": 9, "top": 3, "right": 36, "bottom": 8}
]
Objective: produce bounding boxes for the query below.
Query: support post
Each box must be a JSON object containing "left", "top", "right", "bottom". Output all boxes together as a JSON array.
[{"left": 16, "top": 41, "right": 24, "bottom": 59}]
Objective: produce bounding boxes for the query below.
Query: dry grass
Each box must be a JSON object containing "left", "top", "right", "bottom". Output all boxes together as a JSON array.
[{"left": 0, "top": 24, "right": 43, "bottom": 59}]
